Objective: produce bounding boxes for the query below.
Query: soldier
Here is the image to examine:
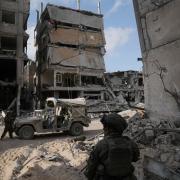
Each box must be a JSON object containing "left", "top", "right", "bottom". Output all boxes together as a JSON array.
[
  {"left": 85, "top": 113, "right": 140, "bottom": 180},
  {"left": 1, "top": 110, "right": 16, "bottom": 140}
]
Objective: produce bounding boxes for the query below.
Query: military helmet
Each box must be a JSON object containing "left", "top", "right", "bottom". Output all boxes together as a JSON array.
[{"left": 101, "top": 113, "right": 128, "bottom": 133}]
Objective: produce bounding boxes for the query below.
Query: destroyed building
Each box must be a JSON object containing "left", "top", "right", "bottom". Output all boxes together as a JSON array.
[
  {"left": 35, "top": 4, "right": 107, "bottom": 105},
  {"left": 133, "top": 0, "right": 180, "bottom": 122},
  {"left": 0, "top": 0, "right": 30, "bottom": 112},
  {"left": 105, "top": 70, "right": 144, "bottom": 103}
]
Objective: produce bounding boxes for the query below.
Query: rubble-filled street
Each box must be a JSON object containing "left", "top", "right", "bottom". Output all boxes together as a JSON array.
[
  {"left": 1, "top": 109, "right": 180, "bottom": 180},
  {"left": 0, "top": 0, "right": 180, "bottom": 179},
  {"left": 0, "top": 120, "right": 102, "bottom": 180}
]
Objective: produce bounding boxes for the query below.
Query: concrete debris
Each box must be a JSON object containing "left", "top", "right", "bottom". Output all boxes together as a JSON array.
[
  {"left": 71, "top": 136, "right": 86, "bottom": 142},
  {"left": 143, "top": 155, "right": 180, "bottom": 180},
  {"left": 0, "top": 140, "right": 88, "bottom": 180},
  {"left": 75, "top": 133, "right": 104, "bottom": 153},
  {"left": 118, "top": 109, "right": 143, "bottom": 122},
  {"left": 0, "top": 120, "right": 103, "bottom": 180},
  {"left": 105, "top": 71, "right": 144, "bottom": 104},
  {"left": 123, "top": 113, "right": 180, "bottom": 179},
  {"left": 87, "top": 100, "right": 128, "bottom": 113},
  {"left": 0, "top": 109, "right": 179, "bottom": 180}
]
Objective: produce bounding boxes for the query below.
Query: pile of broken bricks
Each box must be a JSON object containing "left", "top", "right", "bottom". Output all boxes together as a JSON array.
[
  {"left": 123, "top": 111, "right": 180, "bottom": 180},
  {"left": 67, "top": 108, "right": 180, "bottom": 179}
]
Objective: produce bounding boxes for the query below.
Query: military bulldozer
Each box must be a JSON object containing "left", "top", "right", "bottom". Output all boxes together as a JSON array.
[{"left": 14, "top": 98, "right": 90, "bottom": 139}]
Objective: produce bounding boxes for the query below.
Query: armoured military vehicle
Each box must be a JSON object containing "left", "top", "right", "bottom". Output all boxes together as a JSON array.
[{"left": 14, "top": 98, "right": 90, "bottom": 139}]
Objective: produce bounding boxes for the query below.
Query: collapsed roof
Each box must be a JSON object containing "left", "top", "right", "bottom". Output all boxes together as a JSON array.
[{"left": 41, "top": 4, "right": 104, "bottom": 30}]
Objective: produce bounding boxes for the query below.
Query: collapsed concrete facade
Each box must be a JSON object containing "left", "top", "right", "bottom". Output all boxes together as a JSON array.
[
  {"left": 133, "top": 0, "right": 180, "bottom": 121},
  {"left": 105, "top": 71, "right": 144, "bottom": 103},
  {"left": 35, "top": 4, "right": 107, "bottom": 106},
  {"left": 0, "top": 0, "right": 30, "bottom": 112}
]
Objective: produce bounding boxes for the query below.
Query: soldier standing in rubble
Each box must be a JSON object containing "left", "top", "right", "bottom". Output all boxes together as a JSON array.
[
  {"left": 85, "top": 113, "right": 140, "bottom": 180},
  {"left": 1, "top": 110, "right": 16, "bottom": 140}
]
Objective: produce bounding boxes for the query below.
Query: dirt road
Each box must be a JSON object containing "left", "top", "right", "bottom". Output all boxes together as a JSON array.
[{"left": 0, "top": 119, "right": 103, "bottom": 180}]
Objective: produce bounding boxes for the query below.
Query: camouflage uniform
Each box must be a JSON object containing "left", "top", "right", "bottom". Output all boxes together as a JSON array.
[
  {"left": 1, "top": 111, "right": 15, "bottom": 139},
  {"left": 85, "top": 113, "right": 140, "bottom": 180}
]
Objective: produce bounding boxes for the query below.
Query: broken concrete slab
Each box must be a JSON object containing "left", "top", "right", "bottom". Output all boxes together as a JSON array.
[{"left": 42, "top": 4, "right": 104, "bottom": 30}]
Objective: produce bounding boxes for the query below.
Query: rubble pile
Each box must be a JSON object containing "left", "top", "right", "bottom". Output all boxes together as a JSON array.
[
  {"left": 87, "top": 100, "right": 128, "bottom": 113},
  {"left": 123, "top": 112, "right": 180, "bottom": 179},
  {"left": 125, "top": 117, "right": 177, "bottom": 144},
  {"left": 73, "top": 133, "right": 104, "bottom": 154},
  {"left": 0, "top": 109, "right": 179, "bottom": 180},
  {"left": 0, "top": 140, "right": 89, "bottom": 180},
  {"left": 73, "top": 112, "right": 180, "bottom": 179}
]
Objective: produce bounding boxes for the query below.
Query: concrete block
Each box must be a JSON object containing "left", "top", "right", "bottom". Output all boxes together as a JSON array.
[{"left": 146, "top": 0, "right": 180, "bottom": 49}]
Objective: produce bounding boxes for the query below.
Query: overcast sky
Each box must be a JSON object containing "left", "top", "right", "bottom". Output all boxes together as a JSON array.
[{"left": 27, "top": 0, "right": 142, "bottom": 72}]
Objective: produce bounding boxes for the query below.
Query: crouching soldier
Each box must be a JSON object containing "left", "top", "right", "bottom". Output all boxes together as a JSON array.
[
  {"left": 84, "top": 113, "right": 140, "bottom": 180},
  {"left": 1, "top": 110, "right": 16, "bottom": 140}
]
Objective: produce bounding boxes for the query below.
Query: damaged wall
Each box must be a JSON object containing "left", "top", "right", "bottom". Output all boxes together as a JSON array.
[
  {"left": 49, "top": 28, "right": 105, "bottom": 47},
  {"left": 133, "top": 0, "right": 180, "bottom": 121},
  {"left": 47, "top": 47, "right": 105, "bottom": 71},
  {"left": 41, "top": 4, "right": 104, "bottom": 29}
]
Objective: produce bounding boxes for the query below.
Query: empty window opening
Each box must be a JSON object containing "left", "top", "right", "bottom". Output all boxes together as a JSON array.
[
  {"left": 86, "top": 96, "right": 99, "bottom": 100},
  {"left": 2, "top": 10, "right": 15, "bottom": 24},
  {"left": 0, "top": 86, "right": 17, "bottom": 110},
  {"left": 62, "top": 74, "right": 77, "bottom": 87},
  {"left": 0, "top": 59, "right": 16, "bottom": 82},
  {"left": 84, "top": 91, "right": 101, "bottom": 100},
  {"left": 59, "top": 91, "right": 78, "bottom": 99},
  {"left": 138, "top": 78, "right": 143, "bottom": 86},
  {"left": 84, "top": 91, "right": 101, "bottom": 94},
  {"left": 1, "top": 37, "right": 17, "bottom": 50},
  {"left": 56, "top": 72, "right": 62, "bottom": 87},
  {"left": 81, "top": 76, "right": 103, "bottom": 85}
]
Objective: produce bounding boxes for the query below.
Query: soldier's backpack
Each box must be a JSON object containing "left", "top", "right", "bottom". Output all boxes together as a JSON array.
[{"left": 104, "top": 136, "right": 134, "bottom": 177}]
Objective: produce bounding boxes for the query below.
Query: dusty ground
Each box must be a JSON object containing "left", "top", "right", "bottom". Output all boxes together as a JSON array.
[{"left": 0, "top": 119, "right": 103, "bottom": 180}]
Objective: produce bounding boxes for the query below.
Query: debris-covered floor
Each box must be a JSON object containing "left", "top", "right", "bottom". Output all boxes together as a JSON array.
[
  {"left": 0, "top": 120, "right": 102, "bottom": 180},
  {"left": 0, "top": 111, "right": 180, "bottom": 180}
]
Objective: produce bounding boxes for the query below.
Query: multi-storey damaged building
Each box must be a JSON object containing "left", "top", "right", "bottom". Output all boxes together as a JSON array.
[
  {"left": 0, "top": 0, "right": 30, "bottom": 112},
  {"left": 105, "top": 71, "right": 144, "bottom": 103},
  {"left": 35, "top": 4, "right": 106, "bottom": 105}
]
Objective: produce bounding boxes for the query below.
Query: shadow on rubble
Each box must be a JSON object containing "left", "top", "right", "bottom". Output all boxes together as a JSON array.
[{"left": 0, "top": 129, "right": 102, "bottom": 154}]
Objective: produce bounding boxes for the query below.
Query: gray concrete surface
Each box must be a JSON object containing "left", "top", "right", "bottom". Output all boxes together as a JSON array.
[{"left": 133, "top": 0, "right": 180, "bottom": 121}]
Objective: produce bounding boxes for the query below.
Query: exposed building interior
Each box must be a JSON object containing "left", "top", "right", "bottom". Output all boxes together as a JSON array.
[
  {"left": 105, "top": 71, "right": 144, "bottom": 103},
  {"left": 35, "top": 4, "right": 107, "bottom": 106},
  {"left": 0, "top": 0, "right": 30, "bottom": 110}
]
